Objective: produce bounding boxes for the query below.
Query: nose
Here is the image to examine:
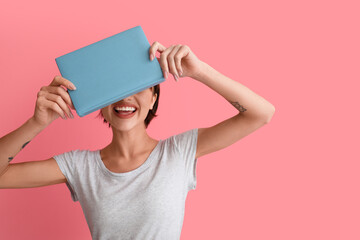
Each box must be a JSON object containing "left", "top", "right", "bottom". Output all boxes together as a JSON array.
[
  {"left": 121, "top": 96, "right": 135, "bottom": 103},
  {"left": 118, "top": 93, "right": 134, "bottom": 101}
]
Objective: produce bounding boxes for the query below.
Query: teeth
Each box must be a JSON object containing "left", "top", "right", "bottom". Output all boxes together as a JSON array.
[{"left": 114, "top": 106, "right": 136, "bottom": 111}]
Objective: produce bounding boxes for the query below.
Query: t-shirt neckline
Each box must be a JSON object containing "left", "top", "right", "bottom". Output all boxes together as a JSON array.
[{"left": 95, "top": 139, "right": 162, "bottom": 177}]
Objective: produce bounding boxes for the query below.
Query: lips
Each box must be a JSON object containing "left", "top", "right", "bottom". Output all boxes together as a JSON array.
[
  {"left": 113, "top": 103, "right": 138, "bottom": 109},
  {"left": 113, "top": 107, "right": 137, "bottom": 119},
  {"left": 114, "top": 108, "right": 136, "bottom": 113},
  {"left": 112, "top": 102, "right": 137, "bottom": 119}
]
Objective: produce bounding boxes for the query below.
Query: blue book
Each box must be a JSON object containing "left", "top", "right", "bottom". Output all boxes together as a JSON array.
[{"left": 55, "top": 25, "right": 165, "bottom": 117}]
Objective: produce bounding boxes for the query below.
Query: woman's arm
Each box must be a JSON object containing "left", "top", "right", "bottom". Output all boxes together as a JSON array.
[
  {"left": 192, "top": 61, "right": 275, "bottom": 158},
  {"left": 150, "top": 42, "right": 275, "bottom": 158},
  {"left": 0, "top": 117, "right": 46, "bottom": 176},
  {"left": 194, "top": 60, "right": 275, "bottom": 121},
  {"left": 0, "top": 117, "right": 67, "bottom": 189},
  {"left": 0, "top": 75, "right": 76, "bottom": 177}
]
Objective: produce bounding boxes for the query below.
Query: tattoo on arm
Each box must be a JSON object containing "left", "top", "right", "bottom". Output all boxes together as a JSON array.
[
  {"left": 22, "top": 141, "right": 30, "bottom": 149},
  {"left": 7, "top": 141, "right": 31, "bottom": 163},
  {"left": 229, "top": 101, "right": 247, "bottom": 113}
]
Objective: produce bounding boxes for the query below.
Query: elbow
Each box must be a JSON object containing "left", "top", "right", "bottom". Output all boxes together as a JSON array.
[
  {"left": 264, "top": 106, "right": 275, "bottom": 123},
  {"left": 242, "top": 105, "right": 275, "bottom": 124}
]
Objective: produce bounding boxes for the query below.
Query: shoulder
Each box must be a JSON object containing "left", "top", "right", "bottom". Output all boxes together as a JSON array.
[
  {"left": 165, "top": 128, "right": 198, "bottom": 150},
  {"left": 53, "top": 149, "right": 94, "bottom": 161}
]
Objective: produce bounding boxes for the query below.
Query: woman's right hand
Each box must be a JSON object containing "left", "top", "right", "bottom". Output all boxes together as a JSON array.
[{"left": 32, "top": 75, "right": 77, "bottom": 127}]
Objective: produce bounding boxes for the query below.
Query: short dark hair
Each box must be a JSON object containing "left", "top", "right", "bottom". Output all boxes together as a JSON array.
[{"left": 96, "top": 84, "right": 160, "bottom": 129}]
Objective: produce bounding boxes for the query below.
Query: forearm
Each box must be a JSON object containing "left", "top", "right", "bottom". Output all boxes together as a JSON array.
[
  {"left": 194, "top": 61, "right": 275, "bottom": 121},
  {"left": 0, "top": 117, "right": 46, "bottom": 176}
]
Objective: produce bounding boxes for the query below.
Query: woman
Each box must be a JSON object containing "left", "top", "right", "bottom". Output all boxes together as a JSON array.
[{"left": 0, "top": 41, "right": 275, "bottom": 239}]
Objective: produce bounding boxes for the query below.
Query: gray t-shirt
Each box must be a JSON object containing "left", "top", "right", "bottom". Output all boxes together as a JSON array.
[{"left": 53, "top": 128, "right": 198, "bottom": 240}]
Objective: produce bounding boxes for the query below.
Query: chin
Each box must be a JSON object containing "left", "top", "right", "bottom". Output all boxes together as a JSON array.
[{"left": 110, "top": 120, "right": 145, "bottom": 132}]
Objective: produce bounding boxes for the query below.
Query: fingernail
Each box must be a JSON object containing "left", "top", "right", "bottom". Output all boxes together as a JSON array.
[
  {"left": 69, "top": 83, "right": 76, "bottom": 90},
  {"left": 165, "top": 71, "right": 168, "bottom": 79},
  {"left": 69, "top": 112, "right": 74, "bottom": 119},
  {"left": 150, "top": 54, "right": 154, "bottom": 61},
  {"left": 174, "top": 74, "right": 178, "bottom": 81},
  {"left": 178, "top": 71, "right": 182, "bottom": 77}
]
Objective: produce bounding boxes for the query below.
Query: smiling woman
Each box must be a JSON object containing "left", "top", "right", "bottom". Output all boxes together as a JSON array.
[
  {"left": 96, "top": 84, "right": 160, "bottom": 129},
  {"left": 0, "top": 40, "right": 274, "bottom": 240}
]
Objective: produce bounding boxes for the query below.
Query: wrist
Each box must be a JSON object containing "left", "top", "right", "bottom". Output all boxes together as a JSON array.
[
  {"left": 192, "top": 61, "right": 214, "bottom": 83},
  {"left": 27, "top": 116, "right": 48, "bottom": 133}
]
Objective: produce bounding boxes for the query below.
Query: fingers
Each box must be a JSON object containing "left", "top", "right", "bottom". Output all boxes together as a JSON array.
[
  {"left": 149, "top": 43, "right": 188, "bottom": 82},
  {"left": 43, "top": 91, "right": 74, "bottom": 119},
  {"left": 50, "top": 75, "right": 76, "bottom": 91},
  {"left": 43, "top": 85, "right": 75, "bottom": 110},
  {"left": 37, "top": 93, "right": 66, "bottom": 119},
  {"left": 149, "top": 41, "right": 167, "bottom": 61},
  {"left": 167, "top": 45, "right": 184, "bottom": 81},
  {"left": 46, "top": 75, "right": 76, "bottom": 118},
  {"left": 173, "top": 45, "right": 188, "bottom": 77},
  {"left": 149, "top": 42, "right": 169, "bottom": 79},
  {"left": 159, "top": 45, "right": 176, "bottom": 80}
]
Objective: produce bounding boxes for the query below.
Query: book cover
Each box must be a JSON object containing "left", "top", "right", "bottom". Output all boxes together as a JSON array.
[{"left": 55, "top": 25, "right": 165, "bottom": 117}]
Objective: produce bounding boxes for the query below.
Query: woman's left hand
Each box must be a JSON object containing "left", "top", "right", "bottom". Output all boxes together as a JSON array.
[{"left": 149, "top": 42, "right": 204, "bottom": 82}]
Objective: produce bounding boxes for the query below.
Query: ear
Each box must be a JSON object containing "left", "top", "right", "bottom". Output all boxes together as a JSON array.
[{"left": 151, "top": 93, "right": 158, "bottom": 110}]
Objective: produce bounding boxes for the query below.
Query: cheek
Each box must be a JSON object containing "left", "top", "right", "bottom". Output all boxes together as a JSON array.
[
  {"left": 138, "top": 107, "right": 147, "bottom": 117},
  {"left": 102, "top": 107, "right": 112, "bottom": 118},
  {"left": 137, "top": 103, "right": 151, "bottom": 117}
]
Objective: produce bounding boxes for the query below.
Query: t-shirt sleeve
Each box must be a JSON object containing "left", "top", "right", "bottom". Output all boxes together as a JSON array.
[
  {"left": 53, "top": 150, "right": 79, "bottom": 202},
  {"left": 173, "top": 128, "right": 199, "bottom": 191}
]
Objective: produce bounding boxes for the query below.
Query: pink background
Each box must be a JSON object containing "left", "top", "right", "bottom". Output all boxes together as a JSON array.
[{"left": 1, "top": 0, "right": 359, "bottom": 239}]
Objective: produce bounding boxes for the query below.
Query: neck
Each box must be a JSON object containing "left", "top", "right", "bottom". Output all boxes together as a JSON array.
[{"left": 102, "top": 124, "right": 156, "bottom": 162}]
